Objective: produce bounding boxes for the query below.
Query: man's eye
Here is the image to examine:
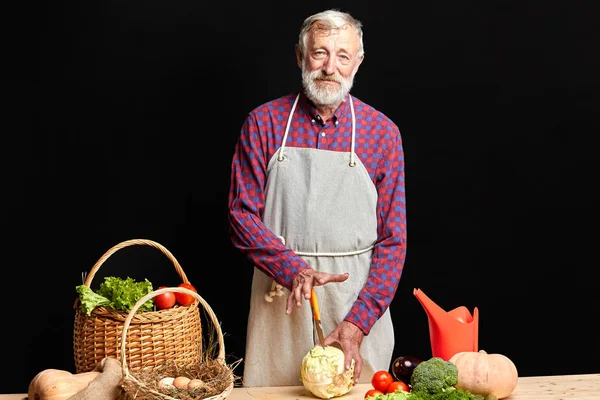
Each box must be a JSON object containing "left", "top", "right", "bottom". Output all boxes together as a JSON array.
[{"left": 339, "top": 55, "right": 351, "bottom": 64}]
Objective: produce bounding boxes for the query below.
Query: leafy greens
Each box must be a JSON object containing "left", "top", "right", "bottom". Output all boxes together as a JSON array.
[{"left": 76, "top": 276, "right": 154, "bottom": 315}]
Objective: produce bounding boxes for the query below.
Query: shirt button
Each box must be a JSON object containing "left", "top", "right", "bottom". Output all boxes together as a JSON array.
[{"left": 321, "top": 132, "right": 326, "bottom": 137}]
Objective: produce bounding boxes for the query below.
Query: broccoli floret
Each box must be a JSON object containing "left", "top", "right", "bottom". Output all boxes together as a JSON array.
[{"left": 410, "top": 357, "right": 459, "bottom": 395}]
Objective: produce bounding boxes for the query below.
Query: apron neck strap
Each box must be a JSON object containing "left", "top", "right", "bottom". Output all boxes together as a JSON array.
[
  {"left": 278, "top": 94, "right": 357, "bottom": 167},
  {"left": 277, "top": 94, "right": 300, "bottom": 161},
  {"left": 349, "top": 96, "right": 356, "bottom": 167}
]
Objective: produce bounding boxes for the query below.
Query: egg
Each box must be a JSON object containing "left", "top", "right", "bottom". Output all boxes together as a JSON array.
[
  {"left": 158, "top": 377, "right": 175, "bottom": 389},
  {"left": 173, "top": 376, "right": 191, "bottom": 389},
  {"left": 187, "top": 378, "right": 207, "bottom": 390}
]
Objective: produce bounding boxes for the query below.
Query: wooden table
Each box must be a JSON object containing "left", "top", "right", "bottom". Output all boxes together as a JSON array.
[{"left": 4, "top": 373, "right": 598, "bottom": 399}]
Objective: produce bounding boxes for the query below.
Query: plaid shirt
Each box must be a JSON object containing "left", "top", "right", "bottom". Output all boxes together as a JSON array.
[{"left": 228, "top": 91, "right": 407, "bottom": 334}]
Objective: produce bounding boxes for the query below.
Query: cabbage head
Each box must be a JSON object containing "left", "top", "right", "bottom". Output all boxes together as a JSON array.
[{"left": 300, "top": 345, "right": 355, "bottom": 399}]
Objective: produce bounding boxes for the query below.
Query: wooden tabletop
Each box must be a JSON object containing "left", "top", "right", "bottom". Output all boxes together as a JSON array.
[{"left": 4, "top": 373, "right": 598, "bottom": 400}]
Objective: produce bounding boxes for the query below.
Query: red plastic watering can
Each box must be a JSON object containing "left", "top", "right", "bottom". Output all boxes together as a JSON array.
[{"left": 414, "top": 288, "right": 479, "bottom": 361}]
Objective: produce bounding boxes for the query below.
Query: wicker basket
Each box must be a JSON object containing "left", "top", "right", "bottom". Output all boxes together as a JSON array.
[
  {"left": 73, "top": 239, "right": 202, "bottom": 374},
  {"left": 121, "top": 287, "right": 234, "bottom": 400}
]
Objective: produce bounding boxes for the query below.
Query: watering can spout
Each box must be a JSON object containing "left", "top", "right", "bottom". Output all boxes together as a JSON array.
[{"left": 414, "top": 288, "right": 479, "bottom": 361}]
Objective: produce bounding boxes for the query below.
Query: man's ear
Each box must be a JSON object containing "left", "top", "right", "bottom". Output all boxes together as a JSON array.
[
  {"left": 295, "top": 44, "right": 303, "bottom": 69},
  {"left": 357, "top": 54, "right": 365, "bottom": 68},
  {"left": 353, "top": 54, "right": 365, "bottom": 75}
]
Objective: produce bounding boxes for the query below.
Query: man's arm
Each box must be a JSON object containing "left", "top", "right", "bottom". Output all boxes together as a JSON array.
[
  {"left": 228, "top": 113, "right": 312, "bottom": 290},
  {"left": 344, "top": 123, "right": 407, "bottom": 334}
]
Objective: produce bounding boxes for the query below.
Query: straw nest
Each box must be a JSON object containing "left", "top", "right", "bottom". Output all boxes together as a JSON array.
[
  {"left": 121, "top": 358, "right": 242, "bottom": 400},
  {"left": 115, "top": 276, "right": 240, "bottom": 400}
]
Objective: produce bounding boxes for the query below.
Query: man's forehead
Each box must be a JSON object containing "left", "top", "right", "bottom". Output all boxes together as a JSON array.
[{"left": 310, "top": 22, "right": 355, "bottom": 37}]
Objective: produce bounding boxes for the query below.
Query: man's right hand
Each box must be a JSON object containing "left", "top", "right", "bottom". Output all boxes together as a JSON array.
[{"left": 285, "top": 269, "right": 349, "bottom": 315}]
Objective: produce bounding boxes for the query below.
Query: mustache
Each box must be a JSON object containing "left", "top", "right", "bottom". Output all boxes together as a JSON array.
[{"left": 315, "top": 74, "right": 341, "bottom": 83}]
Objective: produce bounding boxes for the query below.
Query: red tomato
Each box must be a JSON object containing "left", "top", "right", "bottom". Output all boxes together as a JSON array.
[
  {"left": 364, "top": 388, "right": 383, "bottom": 399},
  {"left": 386, "top": 380, "right": 410, "bottom": 393},
  {"left": 175, "top": 282, "right": 197, "bottom": 306},
  {"left": 371, "top": 370, "right": 394, "bottom": 393},
  {"left": 154, "top": 286, "right": 176, "bottom": 310}
]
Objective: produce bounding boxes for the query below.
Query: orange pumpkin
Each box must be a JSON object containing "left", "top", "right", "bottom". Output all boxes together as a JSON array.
[
  {"left": 449, "top": 350, "right": 518, "bottom": 399},
  {"left": 28, "top": 368, "right": 101, "bottom": 400}
]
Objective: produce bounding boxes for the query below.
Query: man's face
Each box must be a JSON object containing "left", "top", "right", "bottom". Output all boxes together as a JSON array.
[{"left": 299, "top": 23, "right": 364, "bottom": 107}]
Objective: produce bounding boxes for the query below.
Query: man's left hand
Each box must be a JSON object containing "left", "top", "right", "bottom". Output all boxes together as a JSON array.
[
  {"left": 285, "top": 269, "right": 349, "bottom": 314},
  {"left": 324, "top": 320, "right": 365, "bottom": 384}
]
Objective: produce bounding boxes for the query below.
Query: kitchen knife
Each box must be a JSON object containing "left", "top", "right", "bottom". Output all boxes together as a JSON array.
[{"left": 310, "top": 287, "right": 326, "bottom": 347}]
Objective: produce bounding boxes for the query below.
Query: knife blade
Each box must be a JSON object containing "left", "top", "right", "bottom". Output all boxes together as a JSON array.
[{"left": 310, "top": 287, "right": 326, "bottom": 347}]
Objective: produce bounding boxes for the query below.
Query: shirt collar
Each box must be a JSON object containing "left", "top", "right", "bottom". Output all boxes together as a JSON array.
[{"left": 298, "top": 91, "right": 349, "bottom": 127}]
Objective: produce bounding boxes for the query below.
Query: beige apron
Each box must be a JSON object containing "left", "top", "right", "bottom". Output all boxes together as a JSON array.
[{"left": 243, "top": 94, "right": 394, "bottom": 387}]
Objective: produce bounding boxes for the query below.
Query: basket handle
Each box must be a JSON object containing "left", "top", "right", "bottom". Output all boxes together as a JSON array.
[
  {"left": 120, "top": 287, "right": 226, "bottom": 376},
  {"left": 82, "top": 239, "right": 189, "bottom": 287}
]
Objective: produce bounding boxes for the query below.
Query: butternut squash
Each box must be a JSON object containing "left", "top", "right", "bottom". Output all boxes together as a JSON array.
[
  {"left": 449, "top": 350, "right": 518, "bottom": 399},
  {"left": 28, "top": 368, "right": 101, "bottom": 400}
]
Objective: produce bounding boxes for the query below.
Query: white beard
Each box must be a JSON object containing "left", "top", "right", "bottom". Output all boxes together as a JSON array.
[{"left": 301, "top": 65, "right": 355, "bottom": 107}]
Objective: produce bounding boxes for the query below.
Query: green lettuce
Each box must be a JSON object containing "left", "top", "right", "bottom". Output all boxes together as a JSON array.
[
  {"left": 76, "top": 286, "right": 112, "bottom": 316},
  {"left": 367, "top": 391, "right": 411, "bottom": 400},
  {"left": 76, "top": 276, "right": 154, "bottom": 315}
]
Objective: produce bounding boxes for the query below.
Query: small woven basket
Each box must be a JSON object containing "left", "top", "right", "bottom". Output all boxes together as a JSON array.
[
  {"left": 73, "top": 239, "right": 202, "bottom": 374},
  {"left": 121, "top": 287, "right": 234, "bottom": 400}
]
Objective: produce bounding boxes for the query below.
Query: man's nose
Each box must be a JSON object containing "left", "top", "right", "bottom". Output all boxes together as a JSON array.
[{"left": 322, "top": 57, "right": 337, "bottom": 75}]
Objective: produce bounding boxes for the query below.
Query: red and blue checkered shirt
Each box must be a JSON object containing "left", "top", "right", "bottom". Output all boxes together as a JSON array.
[{"left": 228, "top": 91, "right": 407, "bottom": 334}]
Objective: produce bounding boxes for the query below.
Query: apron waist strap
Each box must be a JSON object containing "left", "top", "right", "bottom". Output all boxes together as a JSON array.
[
  {"left": 295, "top": 244, "right": 375, "bottom": 257},
  {"left": 277, "top": 235, "right": 375, "bottom": 257},
  {"left": 265, "top": 237, "right": 374, "bottom": 302}
]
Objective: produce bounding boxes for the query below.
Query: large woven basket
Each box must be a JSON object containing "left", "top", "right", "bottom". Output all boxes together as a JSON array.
[
  {"left": 73, "top": 239, "right": 202, "bottom": 374},
  {"left": 121, "top": 287, "right": 234, "bottom": 400}
]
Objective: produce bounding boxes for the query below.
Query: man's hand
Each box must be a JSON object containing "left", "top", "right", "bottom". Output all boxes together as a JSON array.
[
  {"left": 324, "top": 321, "right": 365, "bottom": 384},
  {"left": 285, "top": 269, "right": 349, "bottom": 314},
  {"left": 285, "top": 270, "right": 363, "bottom": 382}
]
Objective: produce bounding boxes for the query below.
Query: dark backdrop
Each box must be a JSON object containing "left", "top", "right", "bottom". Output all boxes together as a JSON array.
[{"left": 5, "top": 0, "right": 598, "bottom": 394}]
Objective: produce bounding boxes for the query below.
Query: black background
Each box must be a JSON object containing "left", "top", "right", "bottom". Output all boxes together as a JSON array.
[{"left": 5, "top": 0, "right": 599, "bottom": 394}]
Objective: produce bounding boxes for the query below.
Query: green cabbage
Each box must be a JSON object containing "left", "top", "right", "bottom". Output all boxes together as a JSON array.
[{"left": 300, "top": 346, "right": 355, "bottom": 399}]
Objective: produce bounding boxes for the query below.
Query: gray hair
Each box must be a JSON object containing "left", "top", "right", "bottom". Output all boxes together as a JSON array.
[{"left": 298, "top": 9, "right": 364, "bottom": 60}]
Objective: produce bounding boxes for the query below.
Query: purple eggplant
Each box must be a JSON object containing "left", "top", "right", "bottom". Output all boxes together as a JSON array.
[{"left": 391, "top": 355, "right": 422, "bottom": 383}]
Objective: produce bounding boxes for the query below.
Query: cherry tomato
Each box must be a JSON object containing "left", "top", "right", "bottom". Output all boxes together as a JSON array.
[
  {"left": 154, "top": 286, "right": 176, "bottom": 310},
  {"left": 175, "top": 282, "right": 197, "bottom": 306},
  {"left": 364, "top": 388, "right": 383, "bottom": 399},
  {"left": 386, "top": 380, "right": 410, "bottom": 393},
  {"left": 371, "top": 370, "right": 394, "bottom": 393}
]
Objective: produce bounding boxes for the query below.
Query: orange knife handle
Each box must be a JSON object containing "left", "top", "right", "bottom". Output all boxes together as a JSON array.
[{"left": 310, "top": 288, "right": 321, "bottom": 320}]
